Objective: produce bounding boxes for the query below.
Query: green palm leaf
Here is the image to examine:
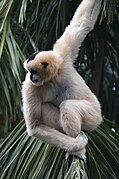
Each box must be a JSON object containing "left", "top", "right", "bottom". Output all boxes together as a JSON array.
[{"left": 0, "top": 120, "right": 119, "bottom": 179}]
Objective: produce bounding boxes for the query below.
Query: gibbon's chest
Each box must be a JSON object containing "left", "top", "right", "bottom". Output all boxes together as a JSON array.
[
  {"left": 42, "top": 69, "right": 89, "bottom": 106},
  {"left": 52, "top": 82, "right": 72, "bottom": 106},
  {"left": 42, "top": 80, "right": 77, "bottom": 107}
]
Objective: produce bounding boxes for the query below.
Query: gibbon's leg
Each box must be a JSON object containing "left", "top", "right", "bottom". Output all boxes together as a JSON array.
[
  {"left": 41, "top": 103, "right": 62, "bottom": 131},
  {"left": 60, "top": 102, "right": 82, "bottom": 138},
  {"left": 42, "top": 103, "right": 88, "bottom": 159},
  {"left": 60, "top": 99, "right": 102, "bottom": 137},
  {"left": 53, "top": 0, "right": 101, "bottom": 61}
]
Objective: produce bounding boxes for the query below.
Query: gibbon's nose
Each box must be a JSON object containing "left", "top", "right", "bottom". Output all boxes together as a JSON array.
[{"left": 30, "top": 70, "right": 39, "bottom": 83}]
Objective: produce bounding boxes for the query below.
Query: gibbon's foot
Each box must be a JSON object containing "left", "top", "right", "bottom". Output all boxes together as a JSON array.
[
  {"left": 65, "top": 152, "right": 73, "bottom": 165},
  {"left": 69, "top": 131, "right": 88, "bottom": 160},
  {"left": 65, "top": 147, "right": 86, "bottom": 162},
  {"left": 70, "top": 147, "right": 87, "bottom": 161}
]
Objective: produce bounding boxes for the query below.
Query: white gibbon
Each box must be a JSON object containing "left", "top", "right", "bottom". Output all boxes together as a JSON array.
[{"left": 22, "top": 0, "right": 102, "bottom": 159}]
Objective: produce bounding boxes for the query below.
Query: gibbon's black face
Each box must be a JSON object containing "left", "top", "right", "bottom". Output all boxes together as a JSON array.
[
  {"left": 24, "top": 52, "right": 41, "bottom": 85},
  {"left": 24, "top": 51, "right": 60, "bottom": 86},
  {"left": 29, "top": 69, "right": 39, "bottom": 83},
  {"left": 29, "top": 61, "right": 48, "bottom": 85},
  {"left": 27, "top": 52, "right": 42, "bottom": 84}
]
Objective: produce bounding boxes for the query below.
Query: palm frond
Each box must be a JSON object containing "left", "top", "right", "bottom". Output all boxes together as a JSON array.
[
  {"left": 0, "top": 19, "right": 25, "bottom": 137},
  {"left": 0, "top": 120, "right": 119, "bottom": 179},
  {"left": 100, "top": 0, "right": 119, "bottom": 24},
  {"left": 0, "top": 0, "right": 13, "bottom": 32}
]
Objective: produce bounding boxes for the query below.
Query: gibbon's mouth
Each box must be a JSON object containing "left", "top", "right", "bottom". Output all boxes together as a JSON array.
[{"left": 31, "top": 81, "right": 43, "bottom": 86}]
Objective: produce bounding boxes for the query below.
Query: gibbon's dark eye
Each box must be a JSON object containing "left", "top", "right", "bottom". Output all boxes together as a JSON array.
[
  {"left": 30, "top": 69, "right": 37, "bottom": 74},
  {"left": 41, "top": 62, "right": 48, "bottom": 69},
  {"left": 27, "top": 52, "right": 39, "bottom": 63}
]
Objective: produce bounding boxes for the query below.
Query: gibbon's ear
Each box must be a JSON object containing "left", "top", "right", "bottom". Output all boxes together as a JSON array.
[
  {"left": 41, "top": 62, "right": 48, "bottom": 69},
  {"left": 27, "top": 52, "right": 39, "bottom": 63}
]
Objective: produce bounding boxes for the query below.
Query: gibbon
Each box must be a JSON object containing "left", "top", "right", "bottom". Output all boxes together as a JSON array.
[{"left": 22, "top": 0, "right": 102, "bottom": 159}]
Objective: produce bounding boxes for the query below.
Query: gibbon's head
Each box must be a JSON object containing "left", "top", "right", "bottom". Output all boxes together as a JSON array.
[{"left": 24, "top": 51, "right": 61, "bottom": 86}]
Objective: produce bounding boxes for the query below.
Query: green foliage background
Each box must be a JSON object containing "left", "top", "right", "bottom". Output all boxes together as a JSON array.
[{"left": 0, "top": 0, "right": 119, "bottom": 178}]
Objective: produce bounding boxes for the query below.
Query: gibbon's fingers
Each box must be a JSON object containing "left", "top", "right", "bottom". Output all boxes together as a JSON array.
[{"left": 70, "top": 0, "right": 101, "bottom": 27}]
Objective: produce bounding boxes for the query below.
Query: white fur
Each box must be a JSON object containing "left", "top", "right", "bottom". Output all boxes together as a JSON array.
[{"left": 22, "top": 0, "right": 102, "bottom": 159}]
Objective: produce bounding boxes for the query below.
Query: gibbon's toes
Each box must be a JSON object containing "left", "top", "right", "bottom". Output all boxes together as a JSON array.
[
  {"left": 78, "top": 147, "right": 86, "bottom": 161},
  {"left": 80, "top": 131, "right": 85, "bottom": 136},
  {"left": 64, "top": 152, "right": 73, "bottom": 165},
  {"left": 70, "top": 147, "right": 86, "bottom": 161}
]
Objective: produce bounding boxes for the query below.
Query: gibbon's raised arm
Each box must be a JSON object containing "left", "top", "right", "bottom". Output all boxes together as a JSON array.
[{"left": 53, "top": 0, "right": 101, "bottom": 61}]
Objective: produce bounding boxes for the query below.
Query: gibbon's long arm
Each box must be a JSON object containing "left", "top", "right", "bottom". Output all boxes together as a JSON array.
[
  {"left": 53, "top": 0, "right": 101, "bottom": 61},
  {"left": 28, "top": 124, "right": 88, "bottom": 153}
]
